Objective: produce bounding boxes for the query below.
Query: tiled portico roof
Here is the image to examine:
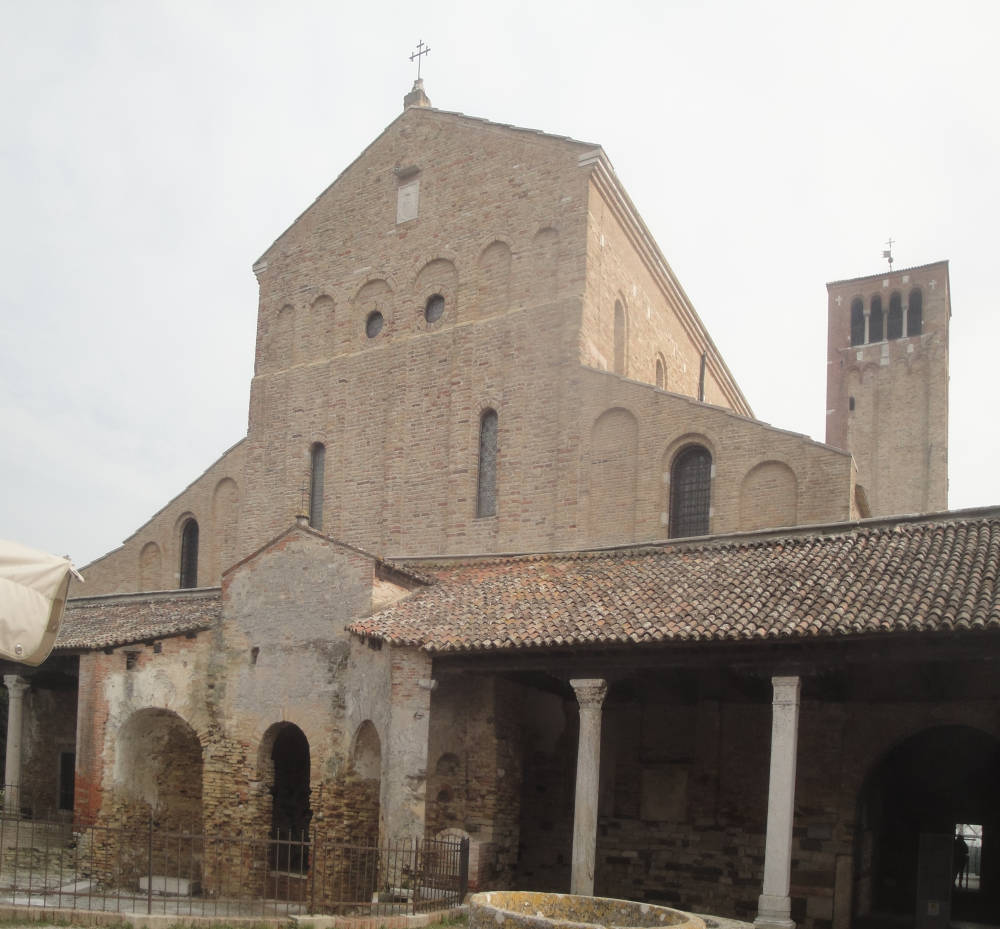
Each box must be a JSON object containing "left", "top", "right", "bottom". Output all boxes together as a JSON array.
[
  {"left": 349, "top": 512, "right": 1000, "bottom": 654},
  {"left": 56, "top": 589, "right": 220, "bottom": 651}
]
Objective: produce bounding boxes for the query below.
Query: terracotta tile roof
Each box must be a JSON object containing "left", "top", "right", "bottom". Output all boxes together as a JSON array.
[
  {"left": 56, "top": 589, "right": 220, "bottom": 651},
  {"left": 349, "top": 513, "right": 1000, "bottom": 654}
]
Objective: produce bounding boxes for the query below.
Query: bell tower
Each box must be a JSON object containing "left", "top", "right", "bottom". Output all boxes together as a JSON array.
[{"left": 825, "top": 259, "right": 950, "bottom": 517}]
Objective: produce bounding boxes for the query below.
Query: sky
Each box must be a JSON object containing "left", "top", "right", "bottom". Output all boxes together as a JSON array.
[{"left": 2, "top": 0, "right": 998, "bottom": 568}]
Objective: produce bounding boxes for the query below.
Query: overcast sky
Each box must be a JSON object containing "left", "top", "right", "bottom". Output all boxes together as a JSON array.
[{"left": 2, "top": 0, "right": 998, "bottom": 568}]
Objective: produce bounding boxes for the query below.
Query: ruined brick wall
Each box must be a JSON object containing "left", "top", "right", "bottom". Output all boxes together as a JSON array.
[
  {"left": 826, "top": 261, "right": 949, "bottom": 517},
  {"left": 427, "top": 673, "right": 525, "bottom": 888},
  {"left": 80, "top": 440, "right": 246, "bottom": 595}
]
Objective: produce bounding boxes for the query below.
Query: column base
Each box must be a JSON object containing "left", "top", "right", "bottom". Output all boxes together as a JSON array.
[{"left": 755, "top": 894, "right": 795, "bottom": 929}]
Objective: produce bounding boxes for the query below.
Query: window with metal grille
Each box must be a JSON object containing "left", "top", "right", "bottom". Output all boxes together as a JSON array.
[
  {"left": 476, "top": 409, "right": 498, "bottom": 518},
  {"left": 309, "top": 442, "right": 325, "bottom": 530},
  {"left": 869, "top": 295, "right": 884, "bottom": 342},
  {"left": 908, "top": 288, "right": 923, "bottom": 336},
  {"left": 179, "top": 518, "right": 199, "bottom": 588},
  {"left": 850, "top": 298, "right": 865, "bottom": 346},
  {"left": 669, "top": 445, "right": 712, "bottom": 538},
  {"left": 887, "top": 292, "right": 903, "bottom": 340}
]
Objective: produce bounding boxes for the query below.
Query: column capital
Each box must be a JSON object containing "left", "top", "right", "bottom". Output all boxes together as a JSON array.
[
  {"left": 570, "top": 678, "right": 607, "bottom": 708},
  {"left": 771, "top": 675, "right": 800, "bottom": 705},
  {"left": 3, "top": 675, "right": 29, "bottom": 696}
]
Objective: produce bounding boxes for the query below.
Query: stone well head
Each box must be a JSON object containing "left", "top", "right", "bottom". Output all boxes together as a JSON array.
[{"left": 469, "top": 890, "right": 706, "bottom": 929}]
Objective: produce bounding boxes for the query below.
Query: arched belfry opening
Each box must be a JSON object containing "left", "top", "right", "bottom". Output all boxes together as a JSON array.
[
  {"left": 265, "top": 723, "right": 311, "bottom": 873},
  {"left": 854, "top": 725, "right": 1000, "bottom": 925}
]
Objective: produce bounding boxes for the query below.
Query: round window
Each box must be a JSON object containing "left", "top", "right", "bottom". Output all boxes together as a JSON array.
[
  {"left": 365, "top": 311, "right": 384, "bottom": 338},
  {"left": 424, "top": 294, "right": 445, "bottom": 324}
]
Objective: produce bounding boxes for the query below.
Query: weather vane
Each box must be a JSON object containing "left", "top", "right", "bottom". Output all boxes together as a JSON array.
[
  {"left": 410, "top": 40, "right": 431, "bottom": 80},
  {"left": 882, "top": 237, "right": 895, "bottom": 271}
]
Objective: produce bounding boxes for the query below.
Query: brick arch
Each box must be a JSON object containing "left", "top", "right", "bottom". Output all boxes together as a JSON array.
[
  {"left": 351, "top": 278, "right": 394, "bottom": 345},
  {"left": 477, "top": 240, "right": 511, "bottom": 317},
  {"left": 414, "top": 258, "right": 459, "bottom": 326},
  {"left": 587, "top": 407, "right": 638, "bottom": 546},
  {"left": 111, "top": 707, "right": 204, "bottom": 834},
  {"left": 212, "top": 477, "right": 240, "bottom": 577},
  {"left": 138, "top": 541, "right": 162, "bottom": 592},
  {"left": 349, "top": 720, "right": 382, "bottom": 780},
  {"left": 302, "top": 293, "right": 335, "bottom": 362},
  {"left": 264, "top": 303, "right": 294, "bottom": 372},
  {"left": 531, "top": 226, "right": 559, "bottom": 303},
  {"left": 739, "top": 460, "right": 797, "bottom": 531}
]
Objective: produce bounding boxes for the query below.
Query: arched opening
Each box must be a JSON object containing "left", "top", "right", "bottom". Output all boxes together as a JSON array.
[
  {"left": 908, "top": 288, "right": 923, "bottom": 336},
  {"left": 114, "top": 709, "right": 203, "bottom": 887},
  {"left": 850, "top": 298, "right": 865, "bottom": 346},
  {"left": 268, "top": 724, "right": 311, "bottom": 873},
  {"left": 887, "top": 292, "right": 903, "bottom": 340},
  {"left": 869, "top": 295, "right": 884, "bottom": 342},
  {"left": 477, "top": 409, "right": 498, "bottom": 518},
  {"left": 350, "top": 721, "right": 382, "bottom": 847},
  {"left": 669, "top": 445, "right": 712, "bottom": 538},
  {"left": 308, "top": 442, "right": 325, "bottom": 530},
  {"left": 854, "top": 725, "right": 1000, "bottom": 925},
  {"left": 655, "top": 356, "right": 666, "bottom": 389},
  {"left": 179, "top": 518, "right": 199, "bottom": 589}
]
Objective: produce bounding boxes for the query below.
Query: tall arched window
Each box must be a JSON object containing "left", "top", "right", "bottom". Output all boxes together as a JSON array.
[
  {"left": 869, "top": 295, "right": 884, "bottom": 342},
  {"left": 908, "top": 288, "right": 923, "bottom": 336},
  {"left": 179, "top": 518, "right": 199, "bottom": 589},
  {"left": 887, "top": 292, "right": 903, "bottom": 340},
  {"left": 476, "top": 409, "right": 498, "bottom": 518},
  {"left": 850, "top": 298, "right": 865, "bottom": 346},
  {"left": 309, "top": 442, "right": 325, "bottom": 530},
  {"left": 655, "top": 356, "right": 666, "bottom": 389},
  {"left": 669, "top": 445, "right": 712, "bottom": 538},
  {"left": 613, "top": 301, "right": 626, "bottom": 375}
]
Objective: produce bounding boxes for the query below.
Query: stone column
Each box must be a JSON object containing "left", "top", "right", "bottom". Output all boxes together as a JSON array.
[
  {"left": 570, "top": 678, "right": 607, "bottom": 896},
  {"left": 3, "top": 675, "right": 30, "bottom": 815},
  {"left": 755, "top": 675, "right": 801, "bottom": 929}
]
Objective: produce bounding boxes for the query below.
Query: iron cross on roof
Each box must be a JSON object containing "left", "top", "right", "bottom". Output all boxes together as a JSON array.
[{"left": 410, "top": 40, "right": 431, "bottom": 79}]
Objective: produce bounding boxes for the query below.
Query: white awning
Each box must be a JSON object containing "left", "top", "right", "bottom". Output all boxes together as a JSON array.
[{"left": 0, "top": 540, "right": 82, "bottom": 666}]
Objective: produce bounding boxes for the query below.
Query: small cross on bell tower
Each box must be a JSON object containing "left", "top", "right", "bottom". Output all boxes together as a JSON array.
[{"left": 404, "top": 40, "right": 433, "bottom": 110}]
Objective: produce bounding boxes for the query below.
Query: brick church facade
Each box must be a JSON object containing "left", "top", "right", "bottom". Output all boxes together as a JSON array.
[{"left": 4, "top": 84, "right": 997, "bottom": 929}]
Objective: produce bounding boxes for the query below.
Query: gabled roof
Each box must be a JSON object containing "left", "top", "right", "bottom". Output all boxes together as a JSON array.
[
  {"left": 348, "top": 509, "right": 1000, "bottom": 654},
  {"left": 56, "top": 588, "right": 220, "bottom": 651}
]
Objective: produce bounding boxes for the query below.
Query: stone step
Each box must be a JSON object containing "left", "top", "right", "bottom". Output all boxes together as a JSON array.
[{"left": 139, "top": 874, "right": 201, "bottom": 896}]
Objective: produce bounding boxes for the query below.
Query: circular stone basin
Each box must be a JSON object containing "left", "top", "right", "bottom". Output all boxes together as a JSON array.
[{"left": 469, "top": 890, "right": 706, "bottom": 929}]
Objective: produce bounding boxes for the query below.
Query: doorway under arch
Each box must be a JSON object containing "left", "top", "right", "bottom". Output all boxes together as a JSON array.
[
  {"left": 262, "top": 722, "right": 311, "bottom": 873},
  {"left": 854, "top": 724, "right": 1000, "bottom": 924}
]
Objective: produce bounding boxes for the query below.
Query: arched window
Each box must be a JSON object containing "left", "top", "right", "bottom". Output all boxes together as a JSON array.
[
  {"left": 613, "top": 301, "right": 626, "bottom": 375},
  {"left": 309, "top": 442, "right": 325, "bottom": 530},
  {"left": 887, "top": 292, "right": 903, "bottom": 340},
  {"left": 850, "top": 298, "right": 865, "bottom": 346},
  {"left": 476, "top": 409, "right": 498, "bottom": 518},
  {"left": 908, "top": 288, "right": 923, "bottom": 336},
  {"left": 669, "top": 446, "right": 712, "bottom": 538},
  {"left": 179, "top": 518, "right": 199, "bottom": 589},
  {"left": 655, "top": 356, "right": 665, "bottom": 389},
  {"left": 869, "top": 295, "right": 884, "bottom": 342}
]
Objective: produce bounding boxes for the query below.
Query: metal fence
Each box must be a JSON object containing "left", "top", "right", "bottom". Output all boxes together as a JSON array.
[{"left": 0, "top": 811, "right": 469, "bottom": 917}]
